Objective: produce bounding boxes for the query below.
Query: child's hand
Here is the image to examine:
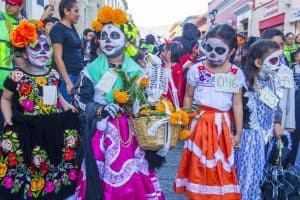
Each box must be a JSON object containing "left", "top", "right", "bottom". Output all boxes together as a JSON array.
[
  {"left": 63, "top": 103, "right": 78, "bottom": 113},
  {"left": 11, "top": 71, "right": 24, "bottom": 82},
  {"left": 274, "top": 123, "right": 283, "bottom": 138},
  {"left": 49, "top": 0, "right": 56, "bottom": 6},
  {"left": 232, "top": 134, "right": 241, "bottom": 149},
  {"left": 4, "top": 120, "right": 13, "bottom": 127}
]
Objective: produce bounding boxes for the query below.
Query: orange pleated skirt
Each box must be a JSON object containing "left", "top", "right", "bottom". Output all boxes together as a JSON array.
[{"left": 174, "top": 107, "right": 241, "bottom": 200}]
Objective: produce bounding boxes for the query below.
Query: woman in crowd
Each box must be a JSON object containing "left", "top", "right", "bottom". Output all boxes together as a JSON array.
[{"left": 50, "top": 0, "right": 83, "bottom": 103}]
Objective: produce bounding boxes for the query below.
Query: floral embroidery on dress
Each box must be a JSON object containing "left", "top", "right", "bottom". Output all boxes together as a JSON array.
[
  {"left": 15, "top": 70, "right": 62, "bottom": 116},
  {"left": 196, "top": 65, "right": 239, "bottom": 87},
  {"left": 196, "top": 66, "right": 214, "bottom": 87},
  {"left": 0, "top": 129, "right": 80, "bottom": 199}
]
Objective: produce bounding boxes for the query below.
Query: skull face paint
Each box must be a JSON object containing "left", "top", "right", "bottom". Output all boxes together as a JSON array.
[
  {"left": 204, "top": 38, "right": 230, "bottom": 67},
  {"left": 261, "top": 49, "right": 282, "bottom": 76},
  {"left": 26, "top": 33, "right": 51, "bottom": 67},
  {"left": 100, "top": 24, "right": 126, "bottom": 57}
]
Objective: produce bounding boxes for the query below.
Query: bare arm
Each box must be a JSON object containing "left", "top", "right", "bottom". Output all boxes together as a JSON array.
[
  {"left": 1, "top": 89, "right": 14, "bottom": 126},
  {"left": 40, "top": 0, "right": 56, "bottom": 21},
  {"left": 183, "top": 83, "right": 195, "bottom": 108},
  {"left": 232, "top": 88, "right": 243, "bottom": 147},
  {"left": 58, "top": 92, "right": 77, "bottom": 112},
  {"left": 52, "top": 43, "right": 73, "bottom": 93}
]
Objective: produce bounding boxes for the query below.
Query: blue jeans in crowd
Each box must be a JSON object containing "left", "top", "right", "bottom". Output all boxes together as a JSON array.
[{"left": 59, "top": 74, "right": 79, "bottom": 103}]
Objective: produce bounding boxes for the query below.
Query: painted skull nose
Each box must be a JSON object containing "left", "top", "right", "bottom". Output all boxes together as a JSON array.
[
  {"left": 105, "top": 38, "right": 111, "bottom": 43},
  {"left": 210, "top": 53, "right": 216, "bottom": 58}
]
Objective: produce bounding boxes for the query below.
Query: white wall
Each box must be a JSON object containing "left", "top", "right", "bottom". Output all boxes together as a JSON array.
[
  {"left": 0, "top": 1, "right": 4, "bottom": 11},
  {"left": 0, "top": 0, "right": 46, "bottom": 20}
]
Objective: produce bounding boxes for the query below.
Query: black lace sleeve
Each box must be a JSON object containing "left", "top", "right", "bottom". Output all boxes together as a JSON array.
[{"left": 3, "top": 77, "right": 17, "bottom": 92}]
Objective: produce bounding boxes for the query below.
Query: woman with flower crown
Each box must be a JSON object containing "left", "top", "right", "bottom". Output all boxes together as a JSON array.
[
  {"left": 74, "top": 6, "right": 165, "bottom": 200},
  {"left": 0, "top": 20, "right": 80, "bottom": 199}
]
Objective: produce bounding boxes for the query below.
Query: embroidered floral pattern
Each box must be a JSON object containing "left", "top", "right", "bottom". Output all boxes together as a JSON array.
[
  {"left": 0, "top": 129, "right": 79, "bottom": 199},
  {"left": 196, "top": 65, "right": 239, "bottom": 87},
  {"left": 14, "top": 69, "right": 61, "bottom": 116}
]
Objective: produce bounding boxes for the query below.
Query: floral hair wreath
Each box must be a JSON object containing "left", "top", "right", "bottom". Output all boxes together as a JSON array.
[
  {"left": 10, "top": 19, "right": 44, "bottom": 49},
  {"left": 91, "top": 6, "right": 139, "bottom": 43},
  {"left": 5, "top": 19, "right": 44, "bottom": 65}
]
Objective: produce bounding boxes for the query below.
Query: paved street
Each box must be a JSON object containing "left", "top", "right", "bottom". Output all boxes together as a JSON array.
[{"left": 157, "top": 141, "right": 188, "bottom": 200}]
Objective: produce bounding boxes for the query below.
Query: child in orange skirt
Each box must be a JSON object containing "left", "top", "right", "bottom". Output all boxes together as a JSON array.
[{"left": 174, "top": 24, "right": 244, "bottom": 200}]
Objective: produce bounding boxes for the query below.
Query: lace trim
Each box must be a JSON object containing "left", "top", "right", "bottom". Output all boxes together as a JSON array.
[
  {"left": 184, "top": 139, "right": 234, "bottom": 172},
  {"left": 244, "top": 91, "right": 273, "bottom": 143},
  {"left": 95, "top": 122, "right": 149, "bottom": 187},
  {"left": 175, "top": 178, "right": 240, "bottom": 194}
]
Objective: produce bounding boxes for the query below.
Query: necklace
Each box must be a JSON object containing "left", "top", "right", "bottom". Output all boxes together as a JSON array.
[{"left": 116, "top": 118, "right": 133, "bottom": 148}]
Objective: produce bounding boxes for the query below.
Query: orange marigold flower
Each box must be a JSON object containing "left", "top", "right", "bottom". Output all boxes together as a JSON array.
[
  {"left": 24, "top": 23, "right": 38, "bottom": 42},
  {"left": 10, "top": 20, "right": 37, "bottom": 48},
  {"left": 155, "top": 102, "right": 165, "bottom": 112},
  {"left": 97, "top": 6, "right": 114, "bottom": 24},
  {"left": 179, "top": 130, "right": 190, "bottom": 141},
  {"left": 111, "top": 9, "right": 127, "bottom": 25},
  {"left": 169, "top": 112, "right": 181, "bottom": 125},
  {"left": 178, "top": 110, "right": 190, "bottom": 126},
  {"left": 91, "top": 20, "right": 103, "bottom": 32},
  {"left": 114, "top": 89, "right": 129, "bottom": 104},
  {"left": 10, "top": 29, "right": 28, "bottom": 48},
  {"left": 139, "top": 77, "right": 149, "bottom": 88},
  {"left": 155, "top": 100, "right": 175, "bottom": 113},
  {"left": 140, "top": 109, "right": 152, "bottom": 116},
  {"left": 36, "top": 20, "right": 44, "bottom": 29}
]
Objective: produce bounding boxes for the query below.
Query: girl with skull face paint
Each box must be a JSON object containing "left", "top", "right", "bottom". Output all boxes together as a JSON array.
[
  {"left": 0, "top": 21, "right": 80, "bottom": 199},
  {"left": 174, "top": 24, "right": 244, "bottom": 200},
  {"left": 74, "top": 6, "right": 165, "bottom": 200},
  {"left": 234, "top": 39, "right": 283, "bottom": 200}
]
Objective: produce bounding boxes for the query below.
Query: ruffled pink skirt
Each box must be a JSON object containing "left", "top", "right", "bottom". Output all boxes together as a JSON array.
[{"left": 75, "top": 115, "right": 165, "bottom": 200}]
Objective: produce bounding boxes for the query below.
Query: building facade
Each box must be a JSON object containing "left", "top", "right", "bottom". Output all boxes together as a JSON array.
[
  {"left": 208, "top": 0, "right": 254, "bottom": 36},
  {"left": 250, "top": 0, "right": 300, "bottom": 36}
]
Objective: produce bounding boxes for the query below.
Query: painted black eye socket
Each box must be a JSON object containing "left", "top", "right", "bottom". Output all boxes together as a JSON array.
[
  {"left": 100, "top": 31, "right": 108, "bottom": 40},
  {"left": 43, "top": 44, "right": 50, "bottom": 51},
  {"left": 215, "top": 47, "right": 226, "bottom": 55},
  {"left": 30, "top": 44, "right": 41, "bottom": 51},
  {"left": 110, "top": 31, "right": 120, "bottom": 40},
  {"left": 268, "top": 57, "right": 279, "bottom": 65},
  {"left": 206, "top": 44, "right": 213, "bottom": 52}
]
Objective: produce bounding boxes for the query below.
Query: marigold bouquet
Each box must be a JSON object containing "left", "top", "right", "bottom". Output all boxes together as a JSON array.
[{"left": 112, "top": 69, "right": 149, "bottom": 115}]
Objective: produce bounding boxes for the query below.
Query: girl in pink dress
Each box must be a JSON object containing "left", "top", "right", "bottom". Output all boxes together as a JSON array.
[{"left": 74, "top": 6, "right": 165, "bottom": 200}]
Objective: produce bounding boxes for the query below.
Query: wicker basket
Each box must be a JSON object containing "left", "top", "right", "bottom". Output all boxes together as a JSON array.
[{"left": 131, "top": 115, "right": 181, "bottom": 151}]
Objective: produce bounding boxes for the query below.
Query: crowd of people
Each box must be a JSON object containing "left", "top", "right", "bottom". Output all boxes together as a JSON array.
[{"left": 0, "top": 0, "right": 300, "bottom": 200}]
